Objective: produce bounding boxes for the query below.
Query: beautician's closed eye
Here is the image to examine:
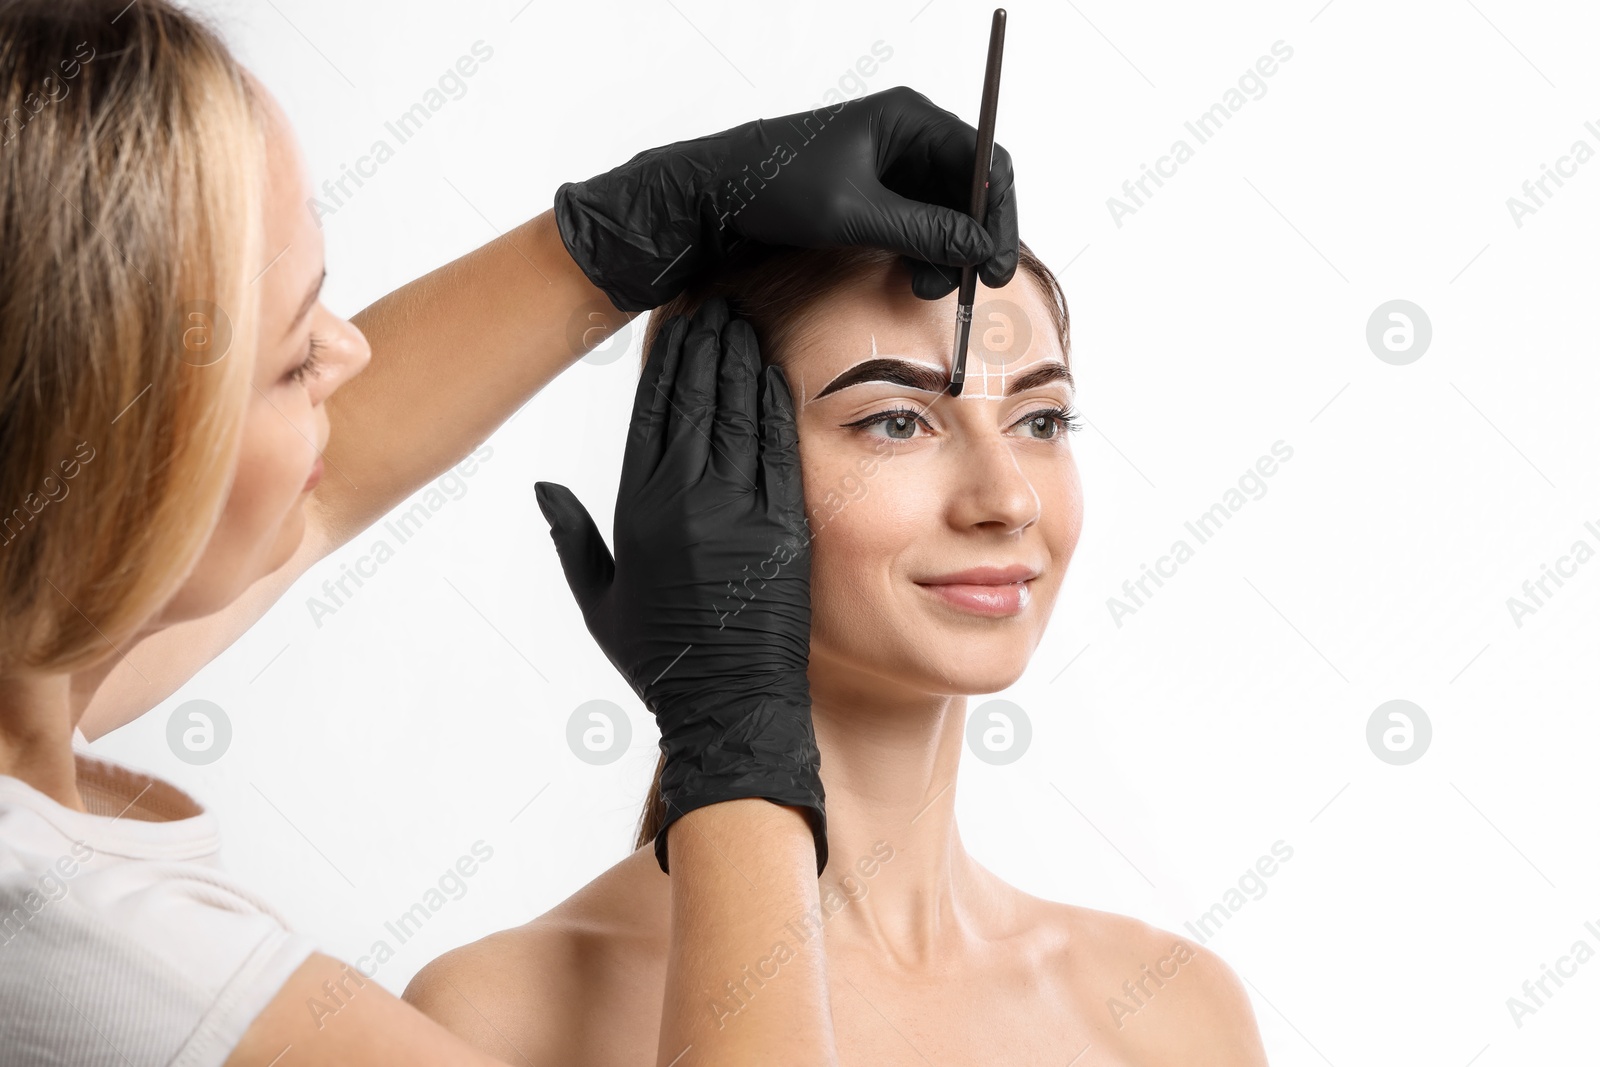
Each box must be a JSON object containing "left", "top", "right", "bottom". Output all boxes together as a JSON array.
[{"left": 285, "top": 335, "right": 326, "bottom": 385}]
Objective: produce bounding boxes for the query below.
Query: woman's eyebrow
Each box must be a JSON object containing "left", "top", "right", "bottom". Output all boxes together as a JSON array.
[
  {"left": 810, "top": 357, "right": 1071, "bottom": 402},
  {"left": 283, "top": 267, "right": 326, "bottom": 342}
]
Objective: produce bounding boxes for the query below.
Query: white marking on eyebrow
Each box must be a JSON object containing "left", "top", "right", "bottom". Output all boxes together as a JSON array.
[
  {"left": 853, "top": 332, "right": 1043, "bottom": 401},
  {"left": 862, "top": 331, "right": 968, "bottom": 399}
]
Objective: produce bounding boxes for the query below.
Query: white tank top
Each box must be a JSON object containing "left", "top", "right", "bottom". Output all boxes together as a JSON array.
[{"left": 0, "top": 734, "right": 316, "bottom": 1066}]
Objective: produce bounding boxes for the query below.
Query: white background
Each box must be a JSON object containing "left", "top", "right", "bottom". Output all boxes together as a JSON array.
[{"left": 91, "top": 1, "right": 1599, "bottom": 1063}]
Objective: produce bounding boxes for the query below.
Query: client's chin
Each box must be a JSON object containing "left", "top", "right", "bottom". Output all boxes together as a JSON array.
[
  {"left": 907, "top": 652, "right": 1032, "bottom": 699},
  {"left": 807, "top": 643, "right": 1031, "bottom": 702}
]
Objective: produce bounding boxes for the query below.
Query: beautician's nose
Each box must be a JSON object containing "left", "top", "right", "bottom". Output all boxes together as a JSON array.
[
  {"left": 307, "top": 305, "right": 372, "bottom": 405},
  {"left": 946, "top": 425, "right": 1041, "bottom": 533}
]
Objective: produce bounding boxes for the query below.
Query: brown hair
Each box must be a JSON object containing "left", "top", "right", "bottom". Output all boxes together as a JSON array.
[
  {"left": 631, "top": 240, "right": 1071, "bottom": 851},
  {"left": 0, "top": 0, "right": 267, "bottom": 674}
]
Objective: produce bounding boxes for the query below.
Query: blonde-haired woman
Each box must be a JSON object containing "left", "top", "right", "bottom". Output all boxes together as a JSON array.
[{"left": 0, "top": 1, "right": 1023, "bottom": 1064}]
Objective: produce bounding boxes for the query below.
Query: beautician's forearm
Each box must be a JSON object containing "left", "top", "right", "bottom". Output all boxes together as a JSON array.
[
  {"left": 661, "top": 800, "right": 839, "bottom": 1067},
  {"left": 321, "top": 208, "right": 631, "bottom": 547},
  {"left": 75, "top": 211, "right": 627, "bottom": 738}
]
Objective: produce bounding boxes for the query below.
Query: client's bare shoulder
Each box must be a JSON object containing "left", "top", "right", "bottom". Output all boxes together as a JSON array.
[
  {"left": 1010, "top": 885, "right": 1269, "bottom": 1066},
  {"left": 403, "top": 845, "right": 669, "bottom": 1065}
]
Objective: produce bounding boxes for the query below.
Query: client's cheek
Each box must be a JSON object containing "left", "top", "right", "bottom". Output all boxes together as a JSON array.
[
  {"left": 804, "top": 524, "right": 890, "bottom": 649},
  {"left": 1044, "top": 472, "right": 1086, "bottom": 565},
  {"left": 800, "top": 447, "right": 922, "bottom": 600},
  {"left": 800, "top": 452, "right": 873, "bottom": 536}
]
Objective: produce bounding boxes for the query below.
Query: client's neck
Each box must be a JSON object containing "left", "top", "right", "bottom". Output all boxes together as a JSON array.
[{"left": 806, "top": 653, "right": 990, "bottom": 962}]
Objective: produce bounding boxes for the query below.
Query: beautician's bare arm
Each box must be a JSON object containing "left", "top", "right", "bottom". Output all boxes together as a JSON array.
[
  {"left": 659, "top": 801, "right": 841, "bottom": 1066},
  {"left": 318, "top": 209, "right": 628, "bottom": 550},
  {"left": 79, "top": 209, "right": 625, "bottom": 739},
  {"left": 405, "top": 801, "right": 840, "bottom": 1066},
  {"left": 225, "top": 803, "right": 837, "bottom": 1067}
]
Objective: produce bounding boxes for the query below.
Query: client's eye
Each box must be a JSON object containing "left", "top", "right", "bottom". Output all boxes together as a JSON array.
[
  {"left": 842, "top": 404, "right": 1083, "bottom": 443},
  {"left": 844, "top": 406, "right": 932, "bottom": 441},
  {"left": 1016, "top": 405, "right": 1082, "bottom": 440}
]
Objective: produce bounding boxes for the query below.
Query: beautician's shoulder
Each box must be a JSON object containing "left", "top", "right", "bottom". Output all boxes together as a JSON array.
[
  {"left": 404, "top": 845, "right": 669, "bottom": 1063},
  {"left": 0, "top": 755, "right": 320, "bottom": 1067},
  {"left": 1025, "top": 896, "right": 1269, "bottom": 1066}
]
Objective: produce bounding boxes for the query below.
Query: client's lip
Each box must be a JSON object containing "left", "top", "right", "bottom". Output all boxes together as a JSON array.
[
  {"left": 913, "top": 564, "right": 1041, "bottom": 618},
  {"left": 915, "top": 564, "right": 1041, "bottom": 586}
]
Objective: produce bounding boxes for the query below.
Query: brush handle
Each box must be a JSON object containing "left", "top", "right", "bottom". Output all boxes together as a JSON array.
[
  {"left": 949, "top": 8, "right": 1007, "bottom": 396},
  {"left": 968, "top": 10, "right": 1007, "bottom": 229}
]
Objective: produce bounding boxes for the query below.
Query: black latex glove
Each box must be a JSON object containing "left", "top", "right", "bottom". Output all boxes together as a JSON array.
[
  {"left": 553, "top": 84, "right": 1018, "bottom": 311},
  {"left": 533, "top": 297, "right": 826, "bottom": 876}
]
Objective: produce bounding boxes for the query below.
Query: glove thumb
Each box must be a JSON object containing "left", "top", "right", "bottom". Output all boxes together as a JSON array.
[{"left": 533, "top": 480, "right": 615, "bottom": 617}]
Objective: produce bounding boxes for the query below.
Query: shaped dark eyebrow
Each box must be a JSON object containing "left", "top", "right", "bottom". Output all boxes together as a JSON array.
[{"left": 809, "top": 357, "right": 1072, "bottom": 402}]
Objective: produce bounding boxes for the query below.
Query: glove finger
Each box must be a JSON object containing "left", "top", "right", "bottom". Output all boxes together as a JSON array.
[
  {"left": 849, "top": 184, "right": 994, "bottom": 267},
  {"left": 976, "top": 141, "right": 1019, "bottom": 288},
  {"left": 903, "top": 116, "right": 1016, "bottom": 279},
  {"left": 662, "top": 297, "right": 731, "bottom": 487},
  {"left": 709, "top": 313, "right": 762, "bottom": 490},
  {"left": 630, "top": 312, "right": 691, "bottom": 484},
  {"left": 757, "top": 365, "right": 806, "bottom": 535},
  {"left": 906, "top": 256, "right": 962, "bottom": 300},
  {"left": 533, "top": 480, "right": 615, "bottom": 616}
]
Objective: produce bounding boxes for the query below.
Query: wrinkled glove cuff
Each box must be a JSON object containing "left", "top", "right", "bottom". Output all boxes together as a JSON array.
[
  {"left": 554, "top": 178, "right": 646, "bottom": 313},
  {"left": 653, "top": 692, "right": 828, "bottom": 877},
  {"left": 554, "top": 159, "right": 721, "bottom": 314}
]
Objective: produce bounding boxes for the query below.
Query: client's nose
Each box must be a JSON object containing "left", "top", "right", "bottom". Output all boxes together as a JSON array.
[{"left": 945, "top": 429, "right": 1040, "bottom": 532}]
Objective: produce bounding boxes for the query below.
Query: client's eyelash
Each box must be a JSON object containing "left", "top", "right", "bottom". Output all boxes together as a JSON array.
[
  {"left": 844, "top": 404, "right": 1082, "bottom": 439},
  {"left": 288, "top": 336, "right": 326, "bottom": 384},
  {"left": 1031, "top": 405, "right": 1082, "bottom": 435}
]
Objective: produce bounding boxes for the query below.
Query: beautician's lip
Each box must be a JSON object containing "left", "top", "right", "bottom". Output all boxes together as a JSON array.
[
  {"left": 303, "top": 454, "right": 324, "bottom": 491},
  {"left": 915, "top": 564, "right": 1041, "bottom": 586}
]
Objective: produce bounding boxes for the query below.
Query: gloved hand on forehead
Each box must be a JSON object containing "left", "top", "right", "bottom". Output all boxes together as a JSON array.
[
  {"left": 534, "top": 296, "right": 827, "bottom": 876},
  {"left": 554, "top": 84, "right": 1019, "bottom": 310}
]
